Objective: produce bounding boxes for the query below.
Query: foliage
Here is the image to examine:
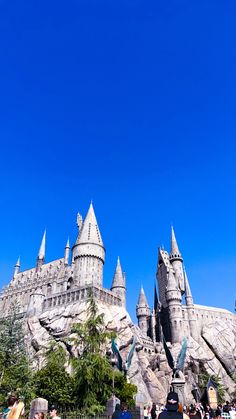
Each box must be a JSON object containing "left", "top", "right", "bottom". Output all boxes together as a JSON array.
[
  {"left": 0, "top": 302, "right": 35, "bottom": 408},
  {"left": 113, "top": 372, "right": 137, "bottom": 407},
  {"left": 198, "top": 372, "right": 226, "bottom": 404},
  {"left": 70, "top": 294, "right": 113, "bottom": 412},
  {"left": 34, "top": 344, "right": 76, "bottom": 410}
]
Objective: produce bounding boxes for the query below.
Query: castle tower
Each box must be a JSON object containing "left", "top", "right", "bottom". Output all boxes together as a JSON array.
[
  {"left": 64, "top": 238, "right": 70, "bottom": 266},
  {"left": 72, "top": 203, "right": 105, "bottom": 287},
  {"left": 184, "top": 267, "right": 198, "bottom": 340},
  {"left": 169, "top": 227, "right": 185, "bottom": 293},
  {"left": 27, "top": 288, "right": 45, "bottom": 317},
  {"left": 136, "top": 286, "right": 150, "bottom": 336},
  {"left": 14, "top": 256, "right": 20, "bottom": 276},
  {"left": 165, "top": 268, "right": 183, "bottom": 343},
  {"left": 36, "top": 230, "right": 46, "bottom": 270},
  {"left": 111, "top": 257, "right": 126, "bottom": 307}
]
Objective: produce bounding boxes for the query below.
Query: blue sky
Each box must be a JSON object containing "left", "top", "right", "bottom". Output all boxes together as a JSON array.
[{"left": 0, "top": 0, "right": 236, "bottom": 320}]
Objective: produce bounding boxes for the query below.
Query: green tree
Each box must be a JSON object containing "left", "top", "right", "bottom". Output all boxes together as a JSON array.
[
  {"left": 70, "top": 294, "right": 114, "bottom": 413},
  {"left": 34, "top": 344, "right": 76, "bottom": 410},
  {"left": 113, "top": 372, "right": 137, "bottom": 407},
  {"left": 0, "top": 302, "right": 35, "bottom": 407}
]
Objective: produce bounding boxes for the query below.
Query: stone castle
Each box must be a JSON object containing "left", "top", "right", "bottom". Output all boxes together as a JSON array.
[
  {"left": 1, "top": 202, "right": 235, "bottom": 344},
  {"left": 0, "top": 203, "right": 235, "bottom": 403}
]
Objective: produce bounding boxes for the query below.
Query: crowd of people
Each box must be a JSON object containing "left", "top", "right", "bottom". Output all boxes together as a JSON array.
[
  {"left": 0, "top": 396, "right": 61, "bottom": 419},
  {"left": 143, "top": 392, "right": 236, "bottom": 419},
  {"left": 0, "top": 391, "right": 236, "bottom": 419}
]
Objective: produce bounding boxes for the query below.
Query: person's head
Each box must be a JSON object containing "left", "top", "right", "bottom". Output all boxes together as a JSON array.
[
  {"left": 7, "top": 395, "right": 19, "bottom": 407},
  {"left": 49, "top": 405, "right": 58, "bottom": 417},
  {"left": 189, "top": 406, "right": 196, "bottom": 414},
  {"left": 34, "top": 413, "right": 39, "bottom": 419},
  {"left": 166, "top": 392, "right": 179, "bottom": 411},
  {"left": 39, "top": 413, "right": 45, "bottom": 419},
  {"left": 121, "top": 402, "right": 128, "bottom": 412}
]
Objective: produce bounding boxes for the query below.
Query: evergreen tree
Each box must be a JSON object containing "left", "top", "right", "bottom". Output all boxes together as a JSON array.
[
  {"left": 70, "top": 294, "right": 114, "bottom": 412},
  {"left": 34, "top": 344, "right": 76, "bottom": 410},
  {"left": 0, "top": 302, "right": 35, "bottom": 407}
]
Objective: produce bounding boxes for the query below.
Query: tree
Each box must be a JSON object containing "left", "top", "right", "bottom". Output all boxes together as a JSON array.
[
  {"left": 70, "top": 294, "right": 114, "bottom": 413},
  {"left": 0, "top": 302, "right": 35, "bottom": 407},
  {"left": 34, "top": 344, "right": 76, "bottom": 410},
  {"left": 113, "top": 372, "right": 137, "bottom": 407}
]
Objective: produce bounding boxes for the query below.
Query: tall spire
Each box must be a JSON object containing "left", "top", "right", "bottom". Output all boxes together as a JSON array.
[
  {"left": 64, "top": 237, "right": 70, "bottom": 265},
  {"left": 14, "top": 256, "right": 20, "bottom": 276},
  {"left": 36, "top": 230, "right": 46, "bottom": 269},
  {"left": 154, "top": 284, "right": 159, "bottom": 312},
  {"left": 38, "top": 230, "right": 46, "bottom": 260},
  {"left": 137, "top": 286, "right": 149, "bottom": 307},
  {"left": 184, "top": 266, "right": 193, "bottom": 305},
  {"left": 111, "top": 257, "right": 126, "bottom": 307},
  {"left": 76, "top": 202, "right": 104, "bottom": 247},
  {"left": 170, "top": 226, "right": 182, "bottom": 261},
  {"left": 111, "top": 257, "right": 125, "bottom": 289},
  {"left": 72, "top": 203, "right": 105, "bottom": 288}
]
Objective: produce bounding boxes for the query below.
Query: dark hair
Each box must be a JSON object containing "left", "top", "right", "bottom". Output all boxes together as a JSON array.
[
  {"left": 39, "top": 413, "right": 45, "bottom": 419},
  {"left": 121, "top": 402, "right": 128, "bottom": 411},
  {"left": 7, "top": 395, "right": 19, "bottom": 407}
]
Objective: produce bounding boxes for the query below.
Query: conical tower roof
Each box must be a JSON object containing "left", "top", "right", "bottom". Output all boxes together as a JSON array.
[
  {"left": 137, "top": 286, "right": 149, "bottom": 308},
  {"left": 38, "top": 230, "right": 46, "bottom": 260},
  {"left": 76, "top": 203, "right": 104, "bottom": 246},
  {"left": 184, "top": 267, "right": 192, "bottom": 298},
  {"left": 170, "top": 226, "right": 182, "bottom": 261},
  {"left": 15, "top": 256, "right": 20, "bottom": 267},
  {"left": 111, "top": 257, "right": 125, "bottom": 289}
]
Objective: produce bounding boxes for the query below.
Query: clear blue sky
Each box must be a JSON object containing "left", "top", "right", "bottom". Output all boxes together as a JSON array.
[{"left": 0, "top": 0, "right": 236, "bottom": 321}]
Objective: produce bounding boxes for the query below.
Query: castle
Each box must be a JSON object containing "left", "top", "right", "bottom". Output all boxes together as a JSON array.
[{"left": 0, "top": 203, "right": 235, "bottom": 349}]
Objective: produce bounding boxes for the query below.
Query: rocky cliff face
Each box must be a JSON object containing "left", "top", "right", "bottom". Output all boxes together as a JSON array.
[{"left": 25, "top": 300, "right": 236, "bottom": 406}]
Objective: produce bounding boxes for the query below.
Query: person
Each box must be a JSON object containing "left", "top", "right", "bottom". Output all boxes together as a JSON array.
[
  {"left": 2, "top": 395, "right": 24, "bottom": 419},
  {"left": 151, "top": 403, "right": 157, "bottom": 419},
  {"left": 188, "top": 406, "right": 200, "bottom": 419},
  {"left": 49, "top": 405, "right": 61, "bottom": 419},
  {"left": 158, "top": 391, "right": 189, "bottom": 419},
  {"left": 39, "top": 414, "right": 45, "bottom": 419},
  {"left": 34, "top": 413, "right": 40, "bottom": 419},
  {"left": 119, "top": 402, "right": 132, "bottom": 419},
  {"left": 144, "top": 406, "right": 149, "bottom": 419},
  {"left": 112, "top": 404, "right": 121, "bottom": 419}
]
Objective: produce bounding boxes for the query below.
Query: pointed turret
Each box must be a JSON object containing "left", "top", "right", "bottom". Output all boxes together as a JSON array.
[
  {"left": 76, "top": 202, "right": 104, "bottom": 247},
  {"left": 154, "top": 284, "right": 159, "bottom": 313},
  {"left": 170, "top": 226, "right": 182, "bottom": 261},
  {"left": 136, "top": 286, "right": 150, "bottom": 336},
  {"left": 184, "top": 267, "right": 193, "bottom": 306},
  {"left": 64, "top": 237, "right": 70, "bottom": 266},
  {"left": 72, "top": 203, "right": 105, "bottom": 287},
  {"left": 183, "top": 266, "right": 197, "bottom": 340},
  {"left": 14, "top": 256, "right": 20, "bottom": 276},
  {"left": 111, "top": 257, "right": 126, "bottom": 307},
  {"left": 137, "top": 286, "right": 149, "bottom": 307},
  {"left": 36, "top": 230, "right": 46, "bottom": 269}
]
